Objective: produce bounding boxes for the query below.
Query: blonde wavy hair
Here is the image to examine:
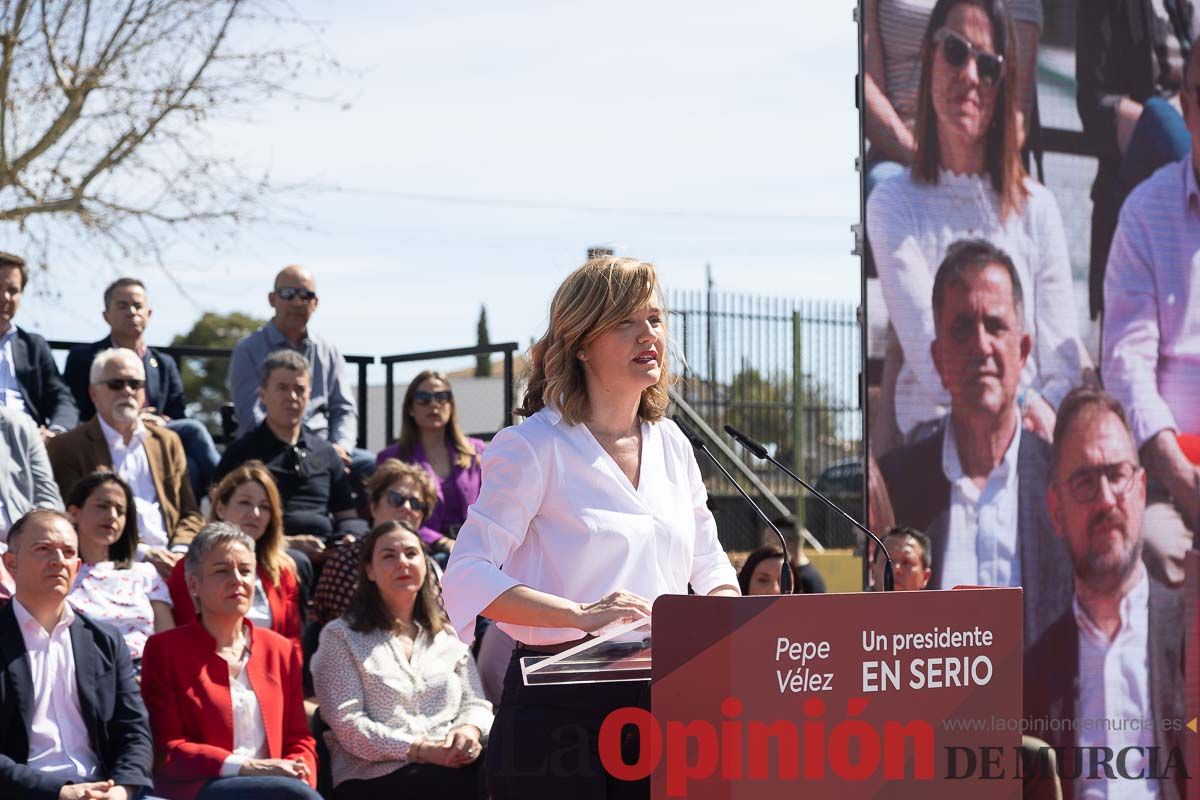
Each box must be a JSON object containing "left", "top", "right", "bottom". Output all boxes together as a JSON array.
[{"left": 518, "top": 255, "right": 672, "bottom": 425}]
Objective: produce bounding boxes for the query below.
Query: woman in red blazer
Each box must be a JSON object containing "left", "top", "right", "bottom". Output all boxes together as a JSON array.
[
  {"left": 167, "top": 461, "right": 302, "bottom": 644},
  {"left": 142, "top": 522, "right": 319, "bottom": 800}
]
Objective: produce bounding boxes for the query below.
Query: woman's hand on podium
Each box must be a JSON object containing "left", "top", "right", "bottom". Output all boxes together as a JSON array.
[{"left": 573, "top": 590, "right": 651, "bottom": 632}]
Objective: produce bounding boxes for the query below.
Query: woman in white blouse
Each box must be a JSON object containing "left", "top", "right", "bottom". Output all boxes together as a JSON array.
[
  {"left": 867, "top": 0, "right": 1088, "bottom": 447},
  {"left": 312, "top": 520, "right": 492, "bottom": 798},
  {"left": 442, "top": 255, "right": 740, "bottom": 799},
  {"left": 66, "top": 470, "right": 173, "bottom": 666}
]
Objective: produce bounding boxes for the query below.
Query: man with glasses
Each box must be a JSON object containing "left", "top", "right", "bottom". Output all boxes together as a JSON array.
[
  {"left": 879, "top": 239, "right": 1072, "bottom": 647},
  {"left": 217, "top": 350, "right": 366, "bottom": 566},
  {"left": 63, "top": 277, "right": 221, "bottom": 501},
  {"left": 1104, "top": 37, "right": 1200, "bottom": 588},
  {"left": 228, "top": 265, "right": 375, "bottom": 495},
  {"left": 1025, "top": 387, "right": 1185, "bottom": 800},
  {"left": 46, "top": 348, "right": 203, "bottom": 578}
]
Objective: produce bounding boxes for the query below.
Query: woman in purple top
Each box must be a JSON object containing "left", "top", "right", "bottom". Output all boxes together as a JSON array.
[{"left": 377, "top": 370, "right": 485, "bottom": 537}]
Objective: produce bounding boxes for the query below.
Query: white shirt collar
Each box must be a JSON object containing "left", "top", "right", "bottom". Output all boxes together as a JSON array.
[
  {"left": 1073, "top": 562, "right": 1149, "bottom": 643},
  {"left": 12, "top": 596, "right": 75, "bottom": 635},
  {"left": 0, "top": 324, "right": 18, "bottom": 345},
  {"left": 97, "top": 413, "right": 146, "bottom": 449},
  {"left": 941, "top": 412, "right": 1022, "bottom": 486}
]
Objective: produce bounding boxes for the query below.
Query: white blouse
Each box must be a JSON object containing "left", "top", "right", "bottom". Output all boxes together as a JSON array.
[
  {"left": 219, "top": 636, "right": 269, "bottom": 777},
  {"left": 867, "top": 171, "right": 1087, "bottom": 436},
  {"left": 442, "top": 406, "right": 739, "bottom": 646}
]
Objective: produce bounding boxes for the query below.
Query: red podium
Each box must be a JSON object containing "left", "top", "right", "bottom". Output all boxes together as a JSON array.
[{"left": 646, "top": 589, "right": 1023, "bottom": 799}]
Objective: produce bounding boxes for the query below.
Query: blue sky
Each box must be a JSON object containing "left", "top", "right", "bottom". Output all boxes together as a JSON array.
[{"left": 16, "top": 0, "right": 862, "bottom": 380}]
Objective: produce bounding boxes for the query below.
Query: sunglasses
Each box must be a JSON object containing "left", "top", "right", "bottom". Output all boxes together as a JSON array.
[
  {"left": 934, "top": 28, "right": 1004, "bottom": 86},
  {"left": 413, "top": 390, "right": 453, "bottom": 406},
  {"left": 1057, "top": 461, "right": 1141, "bottom": 504},
  {"left": 386, "top": 490, "right": 429, "bottom": 514},
  {"left": 275, "top": 286, "right": 318, "bottom": 302},
  {"left": 98, "top": 378, "right": 145, "bottom": 392}
]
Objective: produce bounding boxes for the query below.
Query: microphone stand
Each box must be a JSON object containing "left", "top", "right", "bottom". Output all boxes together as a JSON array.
[
  {"left": 673, "top": 417, "right": 794, "bottom": 594},
  {"left": 724, "top": 424, "right": 895, "bottom": 592}
]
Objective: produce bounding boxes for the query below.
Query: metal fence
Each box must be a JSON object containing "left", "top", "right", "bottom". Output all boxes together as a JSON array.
[{"left": 666, "top": 289, "right": 863, "bottom": 551}]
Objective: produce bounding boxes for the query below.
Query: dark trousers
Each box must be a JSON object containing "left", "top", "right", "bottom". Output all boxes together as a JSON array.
[
  {"left": 195, "top": 776, "right": 323, "bottom": 799},
  {"left": 334, "top": 760, "right": 485, "bottom": 800},
  {"left": 486, "top": 647, "right": 649, "bottom": 800}
]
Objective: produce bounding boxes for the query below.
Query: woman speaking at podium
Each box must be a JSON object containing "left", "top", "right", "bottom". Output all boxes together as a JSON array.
[{"left": 442, "top": 255, "right": 739, "bottom": 799}]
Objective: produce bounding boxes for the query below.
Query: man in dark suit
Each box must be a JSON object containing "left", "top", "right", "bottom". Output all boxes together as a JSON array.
[
  {"left": 0, "top": 252, "right": 78, "bottom": 438},
  {"left": 878, "top": 239, "right": 1073, "bottom": 647},
  {"left": 0, "top": 508, "right": 153, "bottom": 799},
  {"left": 1025, "top": 388, "right": 1186, "bottom": 800},
  {"left": 63, "top": 277, "right": 220, "bottom": 500}
]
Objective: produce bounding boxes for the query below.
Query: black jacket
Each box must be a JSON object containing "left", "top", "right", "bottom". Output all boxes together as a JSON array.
[
  {"left": 8, "top": 328, "right": 78, "bottom": 431},
  {"left": 0, "top": 602, "right": 154, "bottom": 799},
  {"left": 63, "top": 336, "right": 187, "bottom": 422}
]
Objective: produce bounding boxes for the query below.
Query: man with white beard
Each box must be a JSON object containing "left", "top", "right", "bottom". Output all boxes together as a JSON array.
[{"left": 47, "top": 348, "right": 202, "bottom": 578}]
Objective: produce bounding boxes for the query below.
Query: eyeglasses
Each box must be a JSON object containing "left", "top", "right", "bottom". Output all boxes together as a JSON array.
[
  {"left": 413, "top": 390, "right": 453, "bottom": 406},
  {"left": 933, "top": 28, "right": 1004, "bottom": 86},
  {"left": 1058, "top": 461, "right": 1141, "bottom": 504},
  {"left": 97, "top": 378, "right": 145, "bottom": 392},
  {"left": 386, "top": 490, "right": 429, "bottom": 514},
  {"left": 275, "top": 286, "right": 317, "bottom": 302}
]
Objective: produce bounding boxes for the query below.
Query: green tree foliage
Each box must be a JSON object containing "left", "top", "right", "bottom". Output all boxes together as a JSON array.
[
  {"left": 475, "top": 305, "right": 492, "bottom": 377},
  {"left": 171, "top": 312, "right": 266, "bottom": 435},
  {"left": 724, "top": 364, "right": 838, "bottom": 478}
]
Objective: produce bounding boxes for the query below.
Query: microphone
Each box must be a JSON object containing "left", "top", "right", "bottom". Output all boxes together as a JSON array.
[
  {"left": 674, "top": 417, "right": 793, "bottom": 594},
  {"left": 724, "top": 424, "right": 895, "bottom": 592}
]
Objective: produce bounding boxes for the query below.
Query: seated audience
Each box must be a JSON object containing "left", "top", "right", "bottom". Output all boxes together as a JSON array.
[
  {"left": 167, "top": 461, "right": 302, "bottom": 646},
  {"left": 0, "top": 509, "right": 153, "bottom": 799},
  {"left": 1103, "top": 38, "right": 1200, "bottom": 587},
  {"left": 313, "top": 459, "right": 449, "bottom": 625},
  {"left": 48, "top": 348, "right": 203, "bottom": 578},
  {"left": 1078, "top": 0, "right": 1196, "bottom": 320},
  {"left": 878, "top": 239, "right": 1073, "bottom": 646},
  {"left": 67, "top": 471, "right": 174, "bottom": 664},
  {"left": 0, "top": 251, "right": 78, "bottom": 437},
  {"left": 216, "top": 349, "right": 366, "bottom": 561},
  {"left": 0, "top": 405, "right": 64, "bottom": 541},
  {"left": 872, "top": 526, "right": 933, "bottom": 591},
  {"left": 64, "top": 278, "right": 221, "bottom": 501},
  {"left": 1025, "top": 388, "right": 1186, "bottom": 799},
  {"left": 228, "top": 265, "right": 375, "bottom": 488},
  {"left": 867, "top": 0, "right": 1086, "bottom": 444},
  {"left": 377, "top": 371, "right": 484, "bottom": 539},
  {"left": 864, "top": 0, "right": 1039, "bottom": 195},
  {"left": 312, "top": 520, "right": 491, "bottom": 799},
  {"left": 737, "top": 545, "right": 797, "bottom": 596},
  {"left": 141, "top": 522, "right": 319, "bottom": 800}
]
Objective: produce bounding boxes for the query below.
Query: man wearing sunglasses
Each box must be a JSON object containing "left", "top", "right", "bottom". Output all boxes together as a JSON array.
[
  {"left": 228, "top": 266, "right": 374, "bottom": 490},
  {"left": 46, "top": 348, "right": 204, "bottom": 578},
  {"left": 62, "top": 277, "right": 221, "bottom": 502},
  {"left": 1025, "top": 387, "right": 1184, "bottom": 800}
]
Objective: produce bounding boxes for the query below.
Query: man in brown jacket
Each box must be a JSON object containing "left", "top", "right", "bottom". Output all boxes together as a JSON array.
[{"left": 47, "top": 348, "right": 202, "bottom": 577}]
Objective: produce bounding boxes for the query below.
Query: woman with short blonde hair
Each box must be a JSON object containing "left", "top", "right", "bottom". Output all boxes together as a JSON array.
[{"left": 442, "top": 255, "right": 739, "bottom": 799}]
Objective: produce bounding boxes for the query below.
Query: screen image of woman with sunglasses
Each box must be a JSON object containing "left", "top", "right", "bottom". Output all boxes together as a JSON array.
[
  {"left": 377, "top": 370, "right": 486, "bottom": 541},
  {"left": 310, "top": 459, "right": 450, "bottom": 626},
  {"left": 866, "top": 0, "right": 1089, "bottom": 454}
]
